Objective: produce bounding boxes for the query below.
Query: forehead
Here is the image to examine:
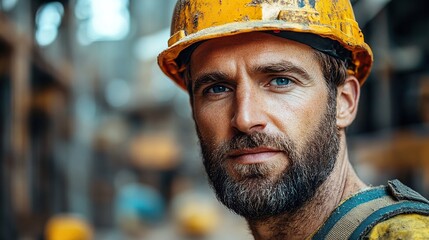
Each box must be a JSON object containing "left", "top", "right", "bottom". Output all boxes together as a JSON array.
[{"left": 189, "top": 32, "right": 321, "bottom": 76}]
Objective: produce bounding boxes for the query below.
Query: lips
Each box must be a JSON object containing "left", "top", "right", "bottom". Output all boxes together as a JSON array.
[{"left": 227, "top": 147, "right": 283, "bottom": 164}]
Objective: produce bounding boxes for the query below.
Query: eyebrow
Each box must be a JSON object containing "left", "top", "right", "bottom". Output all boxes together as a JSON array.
[
  {"left": 192, "top": 71, "right": 231, "bottom": 94},
  {"left": 252, "top": 60, "right": 311, "bottom": 80},
  {"left": 191, "top": 61, "right": 312, "bottom": 93}
]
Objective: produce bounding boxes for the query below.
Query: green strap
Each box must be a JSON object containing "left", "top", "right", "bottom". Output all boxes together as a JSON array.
[{"left": 311, "top": 187, "right": 395, "bottom": 239}]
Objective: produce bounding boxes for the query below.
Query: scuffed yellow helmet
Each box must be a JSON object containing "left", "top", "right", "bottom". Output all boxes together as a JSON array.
[
  {"left": 45, "top": 215, "right": 93, "bottom": 240},
  {"left": 158, "top": 0, "right": 373, "bottom": 89}
]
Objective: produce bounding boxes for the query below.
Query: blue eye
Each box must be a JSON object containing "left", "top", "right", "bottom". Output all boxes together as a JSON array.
[
  {"left": 270, "top": 77, "right": 291, "bottom": 86},
  {"left": 206, "top": 85, "right": 230, "bottom": 94}
]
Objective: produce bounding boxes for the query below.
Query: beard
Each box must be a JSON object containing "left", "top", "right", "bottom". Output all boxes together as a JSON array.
[{"left": 197, "top": 95, "right": 340, "bottom": 221}]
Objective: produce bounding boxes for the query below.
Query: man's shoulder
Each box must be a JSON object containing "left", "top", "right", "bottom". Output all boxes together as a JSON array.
[
  {"left": 311, "top": 179, "right": 429, "bottom": 239},
  {"left": 368, "top": 213, "right": 429, "bottom": 240}
]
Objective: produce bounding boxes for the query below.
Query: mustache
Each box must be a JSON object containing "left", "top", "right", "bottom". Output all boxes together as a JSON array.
[{"left": 210, "top": 132, "right": 295, "bottom": 161}]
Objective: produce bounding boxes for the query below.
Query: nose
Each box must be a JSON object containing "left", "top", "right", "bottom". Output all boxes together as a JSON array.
[{"left": 231, "top": 85, "right": 267, "bottom": 134}]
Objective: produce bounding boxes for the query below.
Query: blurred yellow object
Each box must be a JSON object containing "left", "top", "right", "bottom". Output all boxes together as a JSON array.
[
  {"left": 45, "top": 215, "right": 93, "bottom": 240},
  {"left": 158, "top": 0, "right": 373, "bottom": 89},
  {"left": 129, "top": 132, "right": 180, "bottom": 170},
  {"left": 368, "top": 214, "right": 429, "bottom": 240},
  {"left": 177, "top": 200, "right": 219, "bottom": 236},
  {"left": 172, "top": 192, "right": 219, "bottom": 237}
]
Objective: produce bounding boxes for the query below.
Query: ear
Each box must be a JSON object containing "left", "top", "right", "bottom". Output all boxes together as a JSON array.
[{"left": 336, "top": 76, "right": 360, "bottom": 129}]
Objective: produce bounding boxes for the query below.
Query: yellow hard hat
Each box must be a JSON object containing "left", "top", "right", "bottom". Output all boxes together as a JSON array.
[
  {"left": 158, "top": 0, "right": 373, "bottom": 89},
  {"left": 171, "top": 191, "right": 219, "bottom": 237},
  {"left": 45, "top": 215, "right": 93, "bottom": 240},
  {"left": 176, "top": 200, "right": 219, "bottom": 236}
]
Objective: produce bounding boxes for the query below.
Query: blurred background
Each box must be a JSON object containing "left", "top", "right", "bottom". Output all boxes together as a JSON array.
[{"left": 0, "top": 0, "right": 428, "bottom": 239}]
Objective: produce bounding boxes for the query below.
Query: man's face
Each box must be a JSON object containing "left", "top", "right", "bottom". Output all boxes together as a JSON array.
[{"left": 189, "top": 32, "right": 340, "bottom": 220}]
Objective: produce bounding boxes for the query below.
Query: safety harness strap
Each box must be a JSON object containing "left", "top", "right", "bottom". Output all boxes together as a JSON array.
[{"left": 311, "top": 179, "right": 429, "bottom": 240}]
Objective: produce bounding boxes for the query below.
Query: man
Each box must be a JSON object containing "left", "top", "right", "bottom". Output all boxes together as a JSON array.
[{"left": 158, "top": 0, "right": 429, "bottom": 239}]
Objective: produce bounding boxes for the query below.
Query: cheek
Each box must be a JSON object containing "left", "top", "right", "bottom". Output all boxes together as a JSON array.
[
  {"left": 268, "top": 91, "right": 327, "bottom": 145},
  {"left": 300, "top": 98, "right": 328, "bottom": 139},
  {"left": 193, "top": 102, "right": 232, "bottom": 143}
]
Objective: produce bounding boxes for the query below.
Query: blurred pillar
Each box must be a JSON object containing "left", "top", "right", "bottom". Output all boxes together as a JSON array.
[
  {"left": 370, "top": 9, "right": 393, "bottom": 130},
  {"left": 1, "top": 1, "right": 49, "bottom": 237},
  {"left": 10, "top": 29, "right": 31, "bottom": 216},
  {"left": 66, "top": 0, "right": 93, "bottom": 219}
]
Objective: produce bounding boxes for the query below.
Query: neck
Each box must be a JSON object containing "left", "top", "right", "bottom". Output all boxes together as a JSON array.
[{"left": 246, "top": 135, "right": 367, "bottom": 240}]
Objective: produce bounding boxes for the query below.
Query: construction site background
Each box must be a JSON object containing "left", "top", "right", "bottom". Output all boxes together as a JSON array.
[{"left": 1, "top": 0, "right": 428, "bottom": 239}]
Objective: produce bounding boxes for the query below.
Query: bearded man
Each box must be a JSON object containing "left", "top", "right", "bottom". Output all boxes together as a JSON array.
[{"left": 158, "top": 0, "right": 429, "bottom": 239}]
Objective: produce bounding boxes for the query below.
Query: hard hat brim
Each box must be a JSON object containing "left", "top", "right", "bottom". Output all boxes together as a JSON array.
[{"left": 158, "top": 20, "right": 373, "bottom": 90}]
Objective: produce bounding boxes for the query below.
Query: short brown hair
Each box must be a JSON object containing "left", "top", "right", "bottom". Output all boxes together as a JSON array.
[{"left": 313, "top": 51, "right": 349, "bottom": 98}]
